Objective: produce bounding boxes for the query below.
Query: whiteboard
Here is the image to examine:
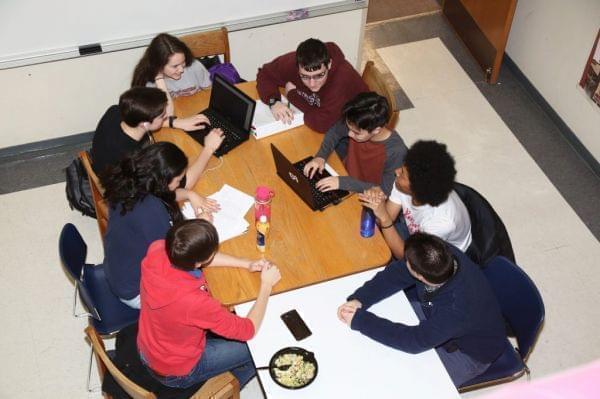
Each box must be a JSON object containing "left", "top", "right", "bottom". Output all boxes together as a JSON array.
[{"left": 0, "top": 0, "right": 364, "bottom": 66}]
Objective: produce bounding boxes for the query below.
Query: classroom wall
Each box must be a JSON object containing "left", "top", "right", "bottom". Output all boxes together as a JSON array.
[
  {"left": 505, "top": 0, "right": 600, "bottom": 162},
  {"left": 0, "top": 9, "right": 365, "bottom": 149}
]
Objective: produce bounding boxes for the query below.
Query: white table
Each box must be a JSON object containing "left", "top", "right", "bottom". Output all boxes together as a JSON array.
[{"left": 235, "top": 268, "right": 460, "bottom": 399}]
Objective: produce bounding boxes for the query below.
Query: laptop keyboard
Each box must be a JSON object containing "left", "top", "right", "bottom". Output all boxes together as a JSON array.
[
  {"left": 294, "top": 158, "right": 348, "bottom": 209},
  {"left": 187, "top": 110, "right": 244, "bottom": 157}
]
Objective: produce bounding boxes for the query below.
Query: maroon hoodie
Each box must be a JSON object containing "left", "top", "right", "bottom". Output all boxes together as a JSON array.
[{"left": 256, "top": 42, "right": 368, "bottom": 133}]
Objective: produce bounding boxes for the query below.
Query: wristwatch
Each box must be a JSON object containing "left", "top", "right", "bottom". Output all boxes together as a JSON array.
[
  {"left": 168, "top": 116, "right": 177, "bottom": 129},
  {"left": 268, "top": 98, "right": 279, "bottom": 108}
]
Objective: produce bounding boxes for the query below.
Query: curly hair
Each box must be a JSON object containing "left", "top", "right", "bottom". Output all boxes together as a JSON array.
[
  {"left": 100, "top": 142, "right": 187, "bottom": 221},
  {"left": 131, "top": 33, "right": 194, "bottom": 87},
  {"left": 404, "top": 140, "right": 456, "bottom": 206}
]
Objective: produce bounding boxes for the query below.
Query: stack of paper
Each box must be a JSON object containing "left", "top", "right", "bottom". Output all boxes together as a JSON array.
[
  {"left": 252, "top": 96, "right": 304, "bottom": 139},
  {"left": 181, "top": 184, "right": 255, "bottom": 243}
]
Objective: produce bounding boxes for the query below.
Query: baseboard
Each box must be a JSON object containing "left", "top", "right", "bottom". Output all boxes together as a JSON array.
[
  {"left": 503, "top": 55, "right": 600, "bottom": 178},
  {"left": 0, "top": 131, "right": 93, "bottom": 161}
]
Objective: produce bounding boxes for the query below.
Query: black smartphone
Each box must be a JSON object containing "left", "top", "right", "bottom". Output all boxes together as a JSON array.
[{"left": 280, "top": 309, "right": 312, "bottom": 341}]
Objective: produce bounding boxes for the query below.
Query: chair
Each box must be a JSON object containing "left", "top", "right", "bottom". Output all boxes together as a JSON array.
[
  {"left": 59, "top": 223, "right": 91, "bottom": 317},
  {"left": 180, "top": 27, "right": 231, "bottom": 63},
  {"left": 79, "top": 150, "right": 109, "bottom": 238},
  {"left": 459, "top": 256, "right": 545, "bottom": 392},
  {"left": 361, "top": 60, "right": 399, "bottom": 129},
  {"left": 454, "top": 182, "right": 516, "bottom": 267},
  {"left": 86, "top": 325, "right": 241, "bottom": 399}
]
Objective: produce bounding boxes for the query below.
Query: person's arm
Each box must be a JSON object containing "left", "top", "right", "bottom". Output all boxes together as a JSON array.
[
  {"left": 349, "top": 305, "right": 464, "bottom": 354},
  {"left": 337, "top": 176, "right": 374, "bottom": 193},
  {"left": 304, "top": 120, "right": 346, "bottom": 179},
  {"left": 246, "top": 263, "right": 281, "bottom": 333},
  {"left": 380, "top": 137, "right": 408, "bottom": 196},
  {"left": 206, "top": 253, "right": 270, "bottom": 272},
  {"left": 256, "top": 53, "right": 294, "bottom": 104},
  {"left": 175, "top": 189, "right": 220, "bottom": 215},
  {"left": 184, "top": 129, "right": 224, "bottom": 188},
  {"left": 347, "top": 260, "right": 414, "bottom": 309}
]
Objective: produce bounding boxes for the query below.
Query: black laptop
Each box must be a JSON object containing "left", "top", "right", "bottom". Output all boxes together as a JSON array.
[
  {"left": 187, "top": 74, "right": 256, "bottom": 157},
  {"left": 271, "top": 144, "right": 350, "bottom": 211}
]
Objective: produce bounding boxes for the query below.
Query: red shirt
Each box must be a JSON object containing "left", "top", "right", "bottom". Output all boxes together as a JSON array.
[
  {"left": 257, "top": 42, "right": 368, "bottom": 133},
  {"left": 137, "top": 240, "right": 255, "bottom": 376}
]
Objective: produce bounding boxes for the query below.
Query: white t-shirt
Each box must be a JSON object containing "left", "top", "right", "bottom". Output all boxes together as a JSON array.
[
  {"left": 389, "top": 185, "right": 472, "bottom": 251},
  {"left": 147, "top": 60, "right": 211, "bottom": 98}
]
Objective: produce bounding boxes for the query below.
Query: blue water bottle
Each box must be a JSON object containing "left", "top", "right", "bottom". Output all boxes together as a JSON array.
[{"left": 360, "top": 207, "right": 375, "bottom": 238}]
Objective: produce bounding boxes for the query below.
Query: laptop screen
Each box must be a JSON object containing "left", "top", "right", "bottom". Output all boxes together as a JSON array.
[{"left": 209, "top": 75, "right": 255, "bottom": 132}]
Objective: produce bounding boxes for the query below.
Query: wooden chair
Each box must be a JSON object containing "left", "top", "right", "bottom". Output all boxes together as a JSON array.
[
  {"left": 180, "top": 27, "right": 231, "bottom": 63},
  {"left": 85, "top": 326, "right": 240, "bottom": 399},
  {"left": 79, "top": 151, "right": 109, "bottom": 238},
  {"left": 361, "top": 60, "right": 399, "bottom": 129}
]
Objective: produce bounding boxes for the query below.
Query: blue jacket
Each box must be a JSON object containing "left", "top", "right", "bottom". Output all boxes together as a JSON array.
[
  {"left": 349, "top": 247, "right": 506, "bottom": 363},
  {"left": 104, "top": 195, "right": 171, "bottom": 300}
]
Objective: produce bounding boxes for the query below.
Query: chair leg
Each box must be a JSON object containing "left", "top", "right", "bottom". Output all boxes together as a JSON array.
[
  {"left": 524, "top": 364, "right": 531, "bottom": 381},
  {"left": 86, "top": 345, "right": 102, "bottom": 392},
  {"left": 72, "top": 286, "right": 78, "bottom": 317}
]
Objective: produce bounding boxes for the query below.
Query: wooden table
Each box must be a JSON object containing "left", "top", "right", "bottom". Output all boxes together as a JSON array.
[{"left": 154, "top": 82, "right": 391, "bottom": 306}]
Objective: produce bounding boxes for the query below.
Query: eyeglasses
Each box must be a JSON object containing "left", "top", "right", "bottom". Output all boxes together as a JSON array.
[{"left": 299, "top": 69, "right": 328, "bottom": 82}]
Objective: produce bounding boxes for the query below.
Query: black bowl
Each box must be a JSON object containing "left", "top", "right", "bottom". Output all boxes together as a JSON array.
[{"left": 268, "top": 347, "right": 318, "bottom": 389}]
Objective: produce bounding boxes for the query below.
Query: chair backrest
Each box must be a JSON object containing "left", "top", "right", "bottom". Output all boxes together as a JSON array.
[
  {"left": 454, "top": 182, "right": 515, "bottom": 266},
  {"left": 59, "top": 223, "right": 87, "bottom": 281},
  {"left": 361, "top": 60, "right": 399, "bottom": 129},
  {"left": 181, "top": 27, "right": 231, "bottom": 63},
  {"left": 79, "top": 151, "right": 109, "bottom": 238},
  {"left": 86, "top": 325, "right": 157, "bottom": 399},
  {"left": 86, "top": 325, "right": 241, "bottom": 399},
  {"left": 483, "top": 257, "right": 545, "bottom": 360},
  {"left": 79, "top": 262, "right": 139, "bottom": 335}
]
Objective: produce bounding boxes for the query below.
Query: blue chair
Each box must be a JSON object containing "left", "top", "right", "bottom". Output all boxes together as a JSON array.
[
  {"left": 59, "top": 223, "right": 139, "bottom": 390},
  {"left": 459, "top": 256, "right": 545, "bottom": 392}
]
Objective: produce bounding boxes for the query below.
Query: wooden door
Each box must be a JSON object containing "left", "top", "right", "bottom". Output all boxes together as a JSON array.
[{"left": 443, "top": 0, "right": 517, "bottom": 83}]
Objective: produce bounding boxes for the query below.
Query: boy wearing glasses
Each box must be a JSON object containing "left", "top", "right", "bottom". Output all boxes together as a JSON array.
[
  {"left": 257, "top": 38, "right": 368, "bottom": 133},
  {"left": 303, "top": 92, "right": 407, "bottom": 196}
]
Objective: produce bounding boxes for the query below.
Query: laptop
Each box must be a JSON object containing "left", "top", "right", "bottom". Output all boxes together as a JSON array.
[
  {"left": 271, "top": 144, "right": 350, "bottom": 211},
  {"left": 187, "top": 74, "right": 256, "bottom": 157}
]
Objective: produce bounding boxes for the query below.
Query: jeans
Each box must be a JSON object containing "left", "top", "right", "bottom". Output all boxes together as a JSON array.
[{"left": 143, "top": 335, "right": 255, "bottom": 389}]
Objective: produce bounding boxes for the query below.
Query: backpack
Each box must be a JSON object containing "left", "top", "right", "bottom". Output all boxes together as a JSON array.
[{"left": 65, "top": 157, "right": 96, "bottom": 218}]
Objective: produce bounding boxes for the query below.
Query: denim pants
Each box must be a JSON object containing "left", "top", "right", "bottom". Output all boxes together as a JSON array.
[{"left": 143, "top": 335, "right": 256, "bottom": 389}]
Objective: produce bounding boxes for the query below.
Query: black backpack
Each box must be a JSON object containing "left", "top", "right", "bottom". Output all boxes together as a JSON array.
[{"left": 65, "top": 156, "right": 96, "bottom": 218}]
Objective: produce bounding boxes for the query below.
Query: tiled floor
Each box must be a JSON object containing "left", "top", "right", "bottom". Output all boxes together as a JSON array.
[{"left": 1, "top": 23, "right": 600, "bottom": 399}]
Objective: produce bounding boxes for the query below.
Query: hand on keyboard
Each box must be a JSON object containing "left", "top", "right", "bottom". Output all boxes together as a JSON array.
[
  {"left": 303, "top": 157, "right": 325, "bottom": 179},
  {"left": 204, "top": 129, "right": 225, "bottom": 153},
  {"left": 315, "top": 176, "right": 339, "bottom": 192},
  {"left": 177, "top": 113, "right": 210, "bottom": 131}
]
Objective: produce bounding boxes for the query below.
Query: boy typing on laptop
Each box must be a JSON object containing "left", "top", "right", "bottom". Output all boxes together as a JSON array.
[{"left": 303, "top": 92, "right": 407, "bottom": 196}]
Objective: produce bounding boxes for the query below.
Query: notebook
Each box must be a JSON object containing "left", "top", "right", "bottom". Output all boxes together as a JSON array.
[
  {"left": 186, "top": 74, "right": 256, "bottom": 157},
  {"left": 251, "top": 96, "right": 304, "bottom": 139},
  {"left": 271, "top": 144, "right": 350, "bottom": 211}
]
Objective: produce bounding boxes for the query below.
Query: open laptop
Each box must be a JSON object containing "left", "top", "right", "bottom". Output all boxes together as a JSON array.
[
  {"left": 271, "top": 144, "right": 350, "bottom": 211},
  {"left": 187, "top": 74, "right": 256, "bottom": 157}
]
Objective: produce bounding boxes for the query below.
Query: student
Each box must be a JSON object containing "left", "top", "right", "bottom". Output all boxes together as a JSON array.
[
  {"left": 91, "top": 87, "right": 222, "bottom": 214},
  {"left": 337, "top": 232, "right": 506, "bottom": 387},
  {"left": 132, "top": 33, "right": 211, "bottom": 115},
  {"left": 303, "top": 92, "right": 407, "bottom": 196},
  {"left": 359, "top": 140, "right": 473, "bottom": 259},
  {"left": 138, "top": 219, "right": 281, "bottom": 388},
  {"left": 101, "top": 142, "right": 213, "bottom": 308},
  {"left": 256, "top": 38, "right": 368, "bottom": 133}
]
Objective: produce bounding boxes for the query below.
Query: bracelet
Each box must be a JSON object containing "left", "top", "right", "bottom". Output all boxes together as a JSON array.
[
  {"left": 168, "top": 116, "right": 177, "bottom": 129},
  {"left": 380, "top": 222, "right": 394, "bottom": 229}
]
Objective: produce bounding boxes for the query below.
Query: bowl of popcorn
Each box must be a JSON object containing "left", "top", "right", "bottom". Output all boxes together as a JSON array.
[{"left": 268, "top": 347, "right": 318, "bottom": 389}]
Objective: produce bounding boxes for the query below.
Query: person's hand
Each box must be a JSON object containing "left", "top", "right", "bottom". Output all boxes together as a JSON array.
[
  {"left": 188, "top": 191, "right": 220, "bottom": 215},
  {"left": 154, "top": 72, "right": 164, "bottom": 81},
  {"left": 198, "top": 210, "right": 214, "bottom": 223},
  {"left": 284, "top": 81, "right": 296, "bottom": 95},
  {"left": 203, "top": 128, "right": 225, "bottom": 153},
  {"left": 270, "top": 102, "right": 294, "bottom": 125},
  {"left": 174, "top": 114, "right": 210, "bottom": 131},
  {"left": 337, "top": 300, "right": 362, "bottom": 325},
  {"left": 303, "top": 157, "right": 325, "bottom": 179},
  {"left": 248, "top": 258, "right": 271, "bottom": 272},
  {"left": 315, "top": 176, "right": 339, "bottom": 192},
  {"left": 358, "top": 187, "right": 388, "bottom": 220},
  {"left": 260, "top": 262, "right": 281, "bottom": 287}
]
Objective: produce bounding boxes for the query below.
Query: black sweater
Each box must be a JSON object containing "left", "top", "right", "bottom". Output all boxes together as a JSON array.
[{"left": 349, "top": 247, "right": 506, "bottom": 363}]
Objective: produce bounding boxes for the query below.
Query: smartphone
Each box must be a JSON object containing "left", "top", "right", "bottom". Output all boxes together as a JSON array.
[{"left": 280, "top": 309, "right": 312, "bottom": 341}]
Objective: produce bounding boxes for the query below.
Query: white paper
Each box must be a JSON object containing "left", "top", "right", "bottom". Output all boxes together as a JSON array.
[
  {"left": 252, "top": 96, "right": 304, "bottom": 139},
  {"left": 181, "top": 184, "right": 254, "bottom": 243}
]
